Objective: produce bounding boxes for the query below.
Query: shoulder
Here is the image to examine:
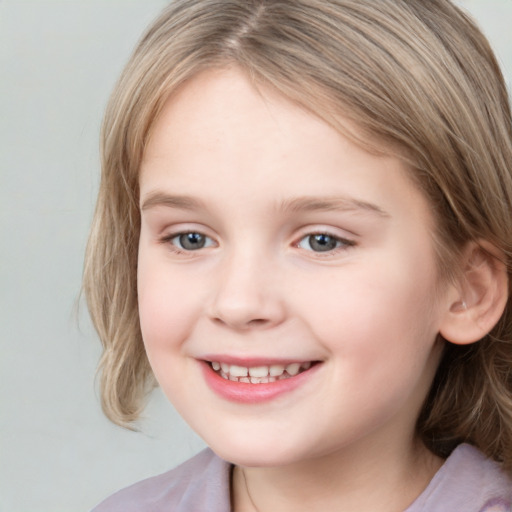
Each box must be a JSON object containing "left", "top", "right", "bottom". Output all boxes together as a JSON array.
[
  {"left": 90, "top": 448, "right": 232, "bottom": 512},
  {"left": 408, "top": 444, "right": 512, "bottom": 512}
]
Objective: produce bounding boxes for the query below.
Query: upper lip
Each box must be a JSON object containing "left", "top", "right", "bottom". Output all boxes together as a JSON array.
[{"left": 200, "top": 354, "right": 319, "bottom": 366}]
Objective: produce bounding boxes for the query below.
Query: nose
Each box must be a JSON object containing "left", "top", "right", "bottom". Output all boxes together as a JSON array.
[{"left": 207, "top": 250, "right": 286, "bottom": 331}]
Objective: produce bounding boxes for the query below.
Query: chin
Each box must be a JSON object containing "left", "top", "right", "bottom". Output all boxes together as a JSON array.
[
  {"left": 214, "top": 447, "right": 295, "bottom": 468},
  {"left": 204, "top": 433, "right": 311, "bottom": 468}
]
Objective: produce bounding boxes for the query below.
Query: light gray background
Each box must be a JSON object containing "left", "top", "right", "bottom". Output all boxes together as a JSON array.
[{"left": 1, "top": 1, "right": 511, "bottom": 511}]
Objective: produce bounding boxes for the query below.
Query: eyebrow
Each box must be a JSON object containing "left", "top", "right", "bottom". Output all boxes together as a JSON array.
[
  {"left": 278, "top": 196, "right": 390, "bottom": 218},
  {"left": 141, "top": 192, "right": 389, "bottom": 218},
  {"left": 141, "top": 192, "right": 206, "bottom": 211}
]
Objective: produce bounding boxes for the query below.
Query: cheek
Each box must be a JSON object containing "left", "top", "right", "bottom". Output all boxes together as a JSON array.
[
  {"left": 137, "top": 254, "right": 200, "bottom": 354},
  {"left": 303, "top": 262, "right": 441, "bottom": 422},
  {"left": 292, "top": 251, "right": 440, "bottom": 361}
]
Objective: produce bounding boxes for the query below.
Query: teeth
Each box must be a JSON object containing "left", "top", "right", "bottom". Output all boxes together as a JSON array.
[
  {"left": 249, "top": 366, "right": 269, "bottom": 378},
  {"left": 210, "top": 361, "right": 314, "bottom": 383},
  {"left": 251, "top": 376, "right": 269, "bottom": 384},
  {"left": 229, "top": 365, "right": 248, "bottom": 377},
  {"left": 269, "top": 364, "right": 285, "bottom": 377},
  {"left": 285, "top": 363, "right": 301, "bottom": 376}
]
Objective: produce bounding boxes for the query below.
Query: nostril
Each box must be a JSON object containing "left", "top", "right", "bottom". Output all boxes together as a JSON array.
[
  {"left": 248, "top": 319, "right": 267, "bottom": 325},
  {"left": 212, "top": 316, "right": 269, "bottom": 329}
]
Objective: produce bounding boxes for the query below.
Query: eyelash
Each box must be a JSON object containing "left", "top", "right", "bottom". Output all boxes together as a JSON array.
[
  {"left": 160, "top": 232, "right": 216, "bottom": 254},
  {"left": 295, "top": 233, "right": 356, "bottom": 255},
  {"left": 159, "top": 231, "right": 356, "bottom": 255}
]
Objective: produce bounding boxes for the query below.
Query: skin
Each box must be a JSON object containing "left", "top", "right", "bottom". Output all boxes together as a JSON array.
[{"left": 137, "top": 67, "right": 455, "bottom": 511}]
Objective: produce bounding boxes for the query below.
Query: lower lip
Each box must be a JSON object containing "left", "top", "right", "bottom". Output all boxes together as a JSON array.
[{"left": 200, "top": 361, "right": 321, "bottom": 404}]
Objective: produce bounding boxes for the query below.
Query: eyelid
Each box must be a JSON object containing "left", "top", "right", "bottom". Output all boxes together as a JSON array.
[
  {"left": 293, "top": 224, "right": 357, "bottom": 241},
  {"left": 157, "top": 222, "right": 216, "bottom": 240},
  {"left": 158, "top": 225, "right": 218, "bottom": 253},
  {"left": 173, "top": 232, "right": 216, "bottom": 248},
  {"left": 156, "top": 223, "right": 356, "bottom": 256},
  {"left": 296, "top": 233, "right": 355, "bottom": 249},
  {"left": 293, "top": 227, "right": 357, "bottom": 254}
]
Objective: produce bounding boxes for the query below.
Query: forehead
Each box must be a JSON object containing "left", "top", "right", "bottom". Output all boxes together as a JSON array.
[
  {"left": 140, "top": 67, "right": 432, "bottom": 230},
  {"left": 143, "top": 65, "right": 411, "bottom": 175},
  {"left": 143, "top": 67, "right": 334, "bottom": 167}
]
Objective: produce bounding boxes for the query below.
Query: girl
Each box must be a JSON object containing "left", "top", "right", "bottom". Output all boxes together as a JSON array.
[{"left": 85, "top": 0, "right": 512, "bottom": 510}]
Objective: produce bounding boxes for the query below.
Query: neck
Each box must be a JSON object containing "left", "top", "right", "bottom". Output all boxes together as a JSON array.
[{"left": 231, "top": 438, "right": 443, "bottom": 512}]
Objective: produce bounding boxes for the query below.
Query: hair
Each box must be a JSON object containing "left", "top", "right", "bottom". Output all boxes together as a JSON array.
[{"left": 83, "top": 0, "right": 512, "bottom": 471}]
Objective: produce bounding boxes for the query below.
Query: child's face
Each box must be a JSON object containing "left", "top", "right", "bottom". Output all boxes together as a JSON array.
[{"left": 138, "top": 67, "right": 449, "bottom": 467}]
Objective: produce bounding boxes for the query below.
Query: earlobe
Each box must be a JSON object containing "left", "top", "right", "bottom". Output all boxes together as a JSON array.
[{"left": 439, "top": 241, "right": 509, "bottom": 345}]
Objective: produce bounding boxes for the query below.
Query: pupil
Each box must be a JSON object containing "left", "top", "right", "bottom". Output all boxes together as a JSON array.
[
  {"left": 310, "top": 234, "right": 337, "bottom": 252},
  {"left": 180, "top": 233, "right": 205, "bottom": 250}
]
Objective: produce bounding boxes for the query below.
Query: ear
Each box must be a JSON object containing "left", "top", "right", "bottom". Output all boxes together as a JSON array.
[{"left": 439, "top": 241, "right": 509, "bottom": 345}]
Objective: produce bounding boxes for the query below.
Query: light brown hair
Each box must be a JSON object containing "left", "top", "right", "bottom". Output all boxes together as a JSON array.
[{"left": 83, "top": 0, "right": 512, "bottom": 470}]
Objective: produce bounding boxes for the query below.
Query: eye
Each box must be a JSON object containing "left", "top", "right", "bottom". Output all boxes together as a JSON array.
[
  {"left": 297, "top": 233, "right": 353, "bottom": 253},
  {"left": 169, "top": 232, "right": 215, "bottom": 251}
]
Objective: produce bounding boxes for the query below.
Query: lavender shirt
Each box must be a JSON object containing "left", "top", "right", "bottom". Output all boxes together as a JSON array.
[{"left": 91, "top": 444, "right": 512, "bottom": 511}]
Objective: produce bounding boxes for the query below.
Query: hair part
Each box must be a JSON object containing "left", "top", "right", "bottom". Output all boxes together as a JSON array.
[{"left": 84, "top": 0, "right": 512, "bottom": 469}]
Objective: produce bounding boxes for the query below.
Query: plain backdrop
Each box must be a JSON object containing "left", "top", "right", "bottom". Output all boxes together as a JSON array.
[{"left": 1, "top": 1, "right": 511, "bottom": 511}]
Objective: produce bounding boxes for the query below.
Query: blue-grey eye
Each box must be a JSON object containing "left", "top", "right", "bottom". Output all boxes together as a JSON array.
[
  {"left": 173, "top": 232, "right": 213, "bottom": 250},
  {"left": 298, "top": 233, "right": 345, "bottom": 252}
]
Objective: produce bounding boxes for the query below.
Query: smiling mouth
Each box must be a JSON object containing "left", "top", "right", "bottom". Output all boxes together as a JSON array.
[{"left": 207, "top": 361, "right": 317, "bottom": 384}]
